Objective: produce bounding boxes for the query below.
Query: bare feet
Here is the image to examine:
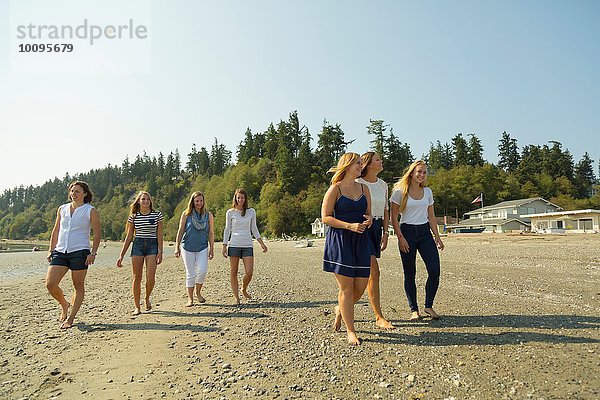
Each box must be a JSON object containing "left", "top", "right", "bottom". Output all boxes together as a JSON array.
[
  {"left": 59, "top": 302, "right": 70, "bottom": 322},
  {"left": 332, "top": 306, "right": 342, "bottom": 332},
  {"left": 375, "top": 316, "right": 395, "bottom": 330},
  {"left": 132, "top": 309, "right": 142, "bottom": 316},
  {"left": 197, "top": 294, "right": 206, "bottom": 304},
  {"left": 347, "top": 332, "right": 362, "bottom": 346},
  {"left": 242, "top": 290, "right": 252, "bottom": 300},
  {"left": 232, "top": 297, "right": 240, "bottom": 306},
  {"left": 186, "top": 300, "right": 194, "bottom": 307},
  {"left": 60, "top": 320, "right": 74, "bottom": 329},
  {"left": 423, "top": 307, "right": 440, "bottom": 319},
  {"left": 145, "top": 298, "right": 152, "bottom": 311},
  {"left": 409, "top": 311, "right": 422, "bottom": 322}
]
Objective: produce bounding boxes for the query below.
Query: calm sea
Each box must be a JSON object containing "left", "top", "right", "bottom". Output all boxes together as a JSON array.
[{"left": 0, "top": 243, "right": 147, "bottom": 281}]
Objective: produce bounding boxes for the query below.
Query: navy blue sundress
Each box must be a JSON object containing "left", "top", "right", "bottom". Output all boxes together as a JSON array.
[{"left": 323, "top": 188, "right": 374, "bottom": 278}]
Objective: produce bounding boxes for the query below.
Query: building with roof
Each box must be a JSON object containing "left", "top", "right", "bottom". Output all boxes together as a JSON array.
[
  {"left": 446, "top": 197, "right": 562, "bottom": 233},
  {"left": 522, "top": 209, "right": 600, "bottom": 233}
]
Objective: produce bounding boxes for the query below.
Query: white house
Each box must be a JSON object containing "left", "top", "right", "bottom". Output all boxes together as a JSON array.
[
  {"left": 446, "top": 197, "right": 562, "bottom": 233},
  {"left": 311, "top": 218, "right": 328, "bottom": 238},
  {"left": 522, "top": 209, "right": 600, "bottom": 233}
]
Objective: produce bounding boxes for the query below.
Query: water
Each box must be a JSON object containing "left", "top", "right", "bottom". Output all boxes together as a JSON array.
[{"left": 0, "top": 242, "right": 139, "bottom": 281}]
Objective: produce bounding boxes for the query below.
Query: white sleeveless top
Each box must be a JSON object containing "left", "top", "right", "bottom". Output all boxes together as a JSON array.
[
  {"left": 55, "top": 203, "right": 93, "bottom": 253},
  {"left": 355, "top": 178, "right": 388, "bottom": 219}
]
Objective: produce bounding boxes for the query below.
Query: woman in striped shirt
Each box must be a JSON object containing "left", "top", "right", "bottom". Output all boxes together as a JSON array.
[{"left": 117, "top": 191, "right": 164, "bottom": 315}]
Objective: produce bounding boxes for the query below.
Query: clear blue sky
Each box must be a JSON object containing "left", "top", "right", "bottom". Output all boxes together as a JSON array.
[{"left": 1, "top": 0, "right": 599, "bottom": 191}]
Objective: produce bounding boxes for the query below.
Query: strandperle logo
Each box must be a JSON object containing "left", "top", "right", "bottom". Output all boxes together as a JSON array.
[{"left": 16, "top": 19, "right": 148, "bottom": 45}]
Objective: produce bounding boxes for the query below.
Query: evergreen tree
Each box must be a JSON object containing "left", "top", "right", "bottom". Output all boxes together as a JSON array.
[
  {"left": 452, "top": 133, "right": 469, "bottom": 166},
  {"left": 236, "top": 128, "right": 254, "bottom": 163},
  {"left": 498, "top": 131, "right": 520, "bottom": 172},
  {"left": 208, "top": 138, "right": 231, "bottom": 176},
  {"left": 467, "top": 133, "right": 484, "bottom": 166},
  {"left": 574, "top": 152, "right": 596, "bottom": 198},
  {"left": 315, "top": 120, "right": 353, "bottom": 177},
  {"left": 385, "top": 129, "right": 413, "bottom": 181},
  {"left": 367, "top": 119, "right": 388, "bottom": 160}
]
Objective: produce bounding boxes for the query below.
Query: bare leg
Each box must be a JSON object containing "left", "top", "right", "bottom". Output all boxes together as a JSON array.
[
  {"left": 186, "top": 286, "right": 194, "bottom": 306},
  {"left": 62, "top": 269, "right": 87, "bottom": 328},
  {"left": 229, "top": 256, "right": 241, "bottom": 304},
  {"left": 195, "top": 284, "right": 205, "bottom": 303},
  {"left": 131, "top": 256, "right": 144, "bottom": 315},
  {"left": 241, "top": 256, "right": 254, "bottom": 299},
  {"left": 367, "top": 256, "right": 394, "bottom": 329},
  {"left": 334, "top": 274, "right": 363, "bottom": 345},
  {"left": 45, "top": 266, "right": 70, "bottom": 322},
  {"left": 144, "top": 255, "right": 157, "bottom": 311}
]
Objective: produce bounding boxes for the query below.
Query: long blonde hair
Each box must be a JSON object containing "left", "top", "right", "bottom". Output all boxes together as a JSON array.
[
  {"left": 185, "top": 191, "right": 205, "bottom": 216},
  {"left": 393, "top": 160, "right": 427, "bottom": 213},
  {"left": 130, "top": 191, "right": 153, "bottom": 216},
  {"left": 328, "top": 152, "right": 360, "bottom": 185}
]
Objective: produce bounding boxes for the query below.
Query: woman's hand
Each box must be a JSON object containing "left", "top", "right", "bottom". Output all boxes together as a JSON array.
[
  {"left": 156, "top": 252, "right": 163, "bottom": 265},
  {"left": 347, "top": 223, "right": 367, "bottom": 233},
  {"left": 381, "top": 233, "right": 389, "bottom": 252},
  {"left": 363, "top": 214, "right": 373, "bottom": 228},
  {"left": 116, "top": 256, "right": 123, "bottom": 268},
  {"left": 398, "top": 236, "right": 410, "bottom": 253},
  {"left": 261, "top": 243, "right": 268, "bottom": 253},
  {"left": 208, "top": 248, "right": 214, "bottom": 260},
  {"left": 46, "top": 251, "right": 53, "bottom": 263},
  {"left": 222, "top": 246, "right": 228, "bottom": 258},
  {"left": 174, "top": 248, "right": 180, "bottom": 258},
  {"left": 85, "top": 254, "right": 96, "bottom": 266},
  {"left": 435, "top": 236, "right": 445, "bottom": 251}
]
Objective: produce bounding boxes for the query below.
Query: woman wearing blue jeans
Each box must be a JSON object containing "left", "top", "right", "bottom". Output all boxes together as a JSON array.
[{"left": 390, "top": 160, "right": 444, "bottom": 321}]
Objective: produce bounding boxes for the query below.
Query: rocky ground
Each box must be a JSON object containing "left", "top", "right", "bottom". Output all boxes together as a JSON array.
[{"left": 1, "top": 234, "right": 599, "bottom": 399}]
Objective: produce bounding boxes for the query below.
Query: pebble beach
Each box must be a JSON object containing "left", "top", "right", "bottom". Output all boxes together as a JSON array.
[{"left": 1, "top": 234, "right": 599, "bottom": 399}]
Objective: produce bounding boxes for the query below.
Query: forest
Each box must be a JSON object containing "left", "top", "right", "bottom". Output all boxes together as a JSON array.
[{"left": 1, "top": 111, "right": 598, "bottom": 241}]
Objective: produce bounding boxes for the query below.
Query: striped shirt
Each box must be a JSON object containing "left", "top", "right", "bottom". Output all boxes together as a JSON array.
[{"left": 128, "top": 210, "right": 164, "bottom": 239}]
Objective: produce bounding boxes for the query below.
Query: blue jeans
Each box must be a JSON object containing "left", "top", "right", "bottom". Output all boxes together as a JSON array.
[
  {"left": 131, "top": 237, "right": 159, "bottom": 257},
  {"left": 399, "top": 223, "right": 440, "bottom": 311}
]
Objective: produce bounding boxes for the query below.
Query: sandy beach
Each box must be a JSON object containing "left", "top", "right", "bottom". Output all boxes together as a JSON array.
[{"left": 1, "top": 234, "right": 599, "bottom": 399}]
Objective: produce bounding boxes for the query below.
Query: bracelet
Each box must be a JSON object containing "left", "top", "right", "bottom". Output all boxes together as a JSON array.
[{"left": 91, "top": 252, "right": 97, "bottom": 256}]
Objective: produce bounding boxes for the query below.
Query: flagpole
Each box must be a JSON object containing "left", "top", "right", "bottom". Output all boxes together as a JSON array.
[{"left": 481, "top": 193, "right": 484, "bottom": 223}]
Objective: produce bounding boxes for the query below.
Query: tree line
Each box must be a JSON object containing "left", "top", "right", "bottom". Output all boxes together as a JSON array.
[{"left": 1, "top": 111, "right": 598, "bottom": 241}]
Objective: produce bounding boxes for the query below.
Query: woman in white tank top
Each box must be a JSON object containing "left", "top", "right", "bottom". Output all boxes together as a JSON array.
[{"left": 46, "top": 181, "right": 101, "bottom": 329}]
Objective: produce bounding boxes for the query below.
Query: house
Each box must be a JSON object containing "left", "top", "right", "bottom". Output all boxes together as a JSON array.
[
  {"left": 311, "top": 218, "right": 328, "bottom": 238},
  {"left": 446, "top": 197, "right": 562, "bottom": 233},
  {"left": 522, "top": 209, "right": 600, "bottom": 233}
]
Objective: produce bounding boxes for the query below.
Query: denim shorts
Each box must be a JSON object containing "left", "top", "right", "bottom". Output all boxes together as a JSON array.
[
  {"left": 131, "top": 237, "right": 159, "bottom": 257},
  {"left": 50, "top": 249, "right": 91, "bottom": 270},
  {"left": 227, "top": 246, "right": 254, "bottom": 258}
]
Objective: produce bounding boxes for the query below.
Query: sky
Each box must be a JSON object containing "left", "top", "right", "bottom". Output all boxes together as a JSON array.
[{"left": 1, "top": 0, "right": 599, "bottom": 192}]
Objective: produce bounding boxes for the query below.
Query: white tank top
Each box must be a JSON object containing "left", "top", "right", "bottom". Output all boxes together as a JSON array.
[{"left": 55, "top": 203, "right": 93, "bottom": 253}]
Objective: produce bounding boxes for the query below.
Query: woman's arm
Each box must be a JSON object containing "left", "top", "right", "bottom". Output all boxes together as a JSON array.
[
  {"left": 47, "top": 207, "right": 61, "bottom": 262},
  {"left": 321, "top": 185, "right": 366, "bottom": 233},
  {"left": 428, "top": 204, "right": 444, "bottom": 250},
  {"left": 156, "top": 220, "right": 164, "bottom": 265},
  {"left": 251, "top": 209, "right": 267, "bottom": 252},
  {"left": 222, "top": 209, "right": 231, "bottom": 258},
  {"left": 116, "top": 221, "right": 135, "bottom": 268},
  {"left": 362, "top": 184, "right": 373, "bottom": 228},
  {"left": 381, "top": 206, "right": 390, "bottom": 251},
  {"left": 174, "top": 212, "right": 187, "bottom": 258},
  {"left": 208, "top": 212, "right": 215, "bottom": 259},
  {"left": 86, "top": 208, "right": 101, "bottom": 265},
  {"left": 390, "top": 201, "right": 409, "bottom": 253}
]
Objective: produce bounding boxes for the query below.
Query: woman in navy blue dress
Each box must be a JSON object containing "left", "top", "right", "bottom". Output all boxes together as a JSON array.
[{"left": 322, "top": 152, "right": 374, "bottom": 345}]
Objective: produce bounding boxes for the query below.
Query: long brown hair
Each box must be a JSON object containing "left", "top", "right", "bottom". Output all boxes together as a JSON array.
[
  {"left": 231, "top": 188, "right": 248, "bottom": 217},
  {"left": 129, "top": 191, "right": 153, "bottom": 216},
  {"left": 360, "top": 151, "right": 377, "bottom": 177},
  {"left": 328, "top": 152, "right": 360, "bottom": 185},
  {"left": 185, "top": 191, "right": 206, "bottom": 216},
  {"left": 68, "top": 181, "right": 93, "bottom": 203},
  {"left": 392, "top": 160, "right": 428, "bottom": 213}
]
